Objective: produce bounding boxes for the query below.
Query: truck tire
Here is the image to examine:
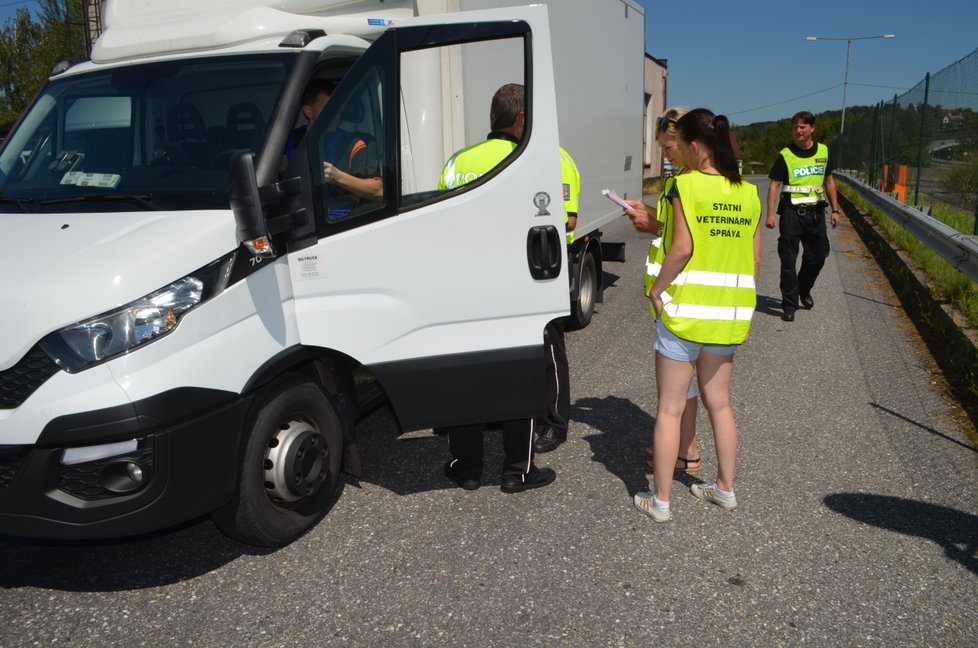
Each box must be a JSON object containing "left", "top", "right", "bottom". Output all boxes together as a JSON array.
[
  {"left": 213, "top": 374, "right": 344, "bottom": 547},
  {"left": 570, "top": 251, "right": 597, "bottom": 329}
]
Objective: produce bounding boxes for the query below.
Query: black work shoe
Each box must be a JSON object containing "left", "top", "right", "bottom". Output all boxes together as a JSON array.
[
  {"left": 800, "top": 294, "right": 814, "bottom": 310},
  {"left": 533, "top": 426, "right": 567, "bottom": 453},
  {"left": 500, "top": 466, "right": 556, "bottom": 493},
  {"left": 444, "top": 461, "right": 480, "bottom": 491},
  {"left": 781, "top": 310, "right": 795, "bottom": 322}
]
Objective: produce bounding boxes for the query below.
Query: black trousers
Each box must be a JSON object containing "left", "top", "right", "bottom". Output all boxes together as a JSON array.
[
  {"left": 777, "top": 204, "right": 830, "bottom": 312},
  {"left": 541, "top": 319, "right": 570, "bottom": 437},
  {"left": 447, "top": 420, "right": 534, "bottom": 481}
]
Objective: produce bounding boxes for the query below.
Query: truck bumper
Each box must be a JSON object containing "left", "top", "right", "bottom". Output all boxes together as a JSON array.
[{"left": 0, "top": 389, "right": 248, "bottom": 540}]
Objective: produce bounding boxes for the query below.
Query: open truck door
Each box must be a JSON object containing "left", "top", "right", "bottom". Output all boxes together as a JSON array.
[{"left": 288, "top": 6, "right": 568, "bottom": 431}]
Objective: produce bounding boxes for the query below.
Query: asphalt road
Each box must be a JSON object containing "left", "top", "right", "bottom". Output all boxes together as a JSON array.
[{"left": 1, "top": 178, "right": 976, "bottom": 647}]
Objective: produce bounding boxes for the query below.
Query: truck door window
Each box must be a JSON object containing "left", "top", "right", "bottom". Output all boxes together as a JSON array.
[
  {"left": 398, "top": 36, "right": 525, "bottom": 208},
  {"left": 307, "top": 66, "right": 385, "bottom": 224}
]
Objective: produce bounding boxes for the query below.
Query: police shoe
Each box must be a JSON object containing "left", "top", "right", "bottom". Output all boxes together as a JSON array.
[
  {"left": 500, "top": 466, "right": 556, "bottom": 493},
  {"left": 444, "top": 461, "right": 480, "bottom": 491},
  {"left": 800, "top": 294, "right": 815, "bottom": 310},
  {"left": 781, "top": 310, "right": 795, "bottom": 322},
  {"left": 533, "top": 426, "right": 566, "bottom": 453}
]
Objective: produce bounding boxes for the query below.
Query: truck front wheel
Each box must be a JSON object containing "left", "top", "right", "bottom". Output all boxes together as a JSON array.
[
  {"left": 213, "top": 374, "right": 344, "bottom": 547},
  {"left": 570, "top": 251, "right": 597, "bottom": 329}
]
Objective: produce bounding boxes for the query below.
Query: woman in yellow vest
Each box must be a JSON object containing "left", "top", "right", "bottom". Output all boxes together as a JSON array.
[
  {"left": 633, "top": 108, "right": 762, "bottom": 523},
  {"left": 625, "top": 107, "right": 702, "bottom": 476}
]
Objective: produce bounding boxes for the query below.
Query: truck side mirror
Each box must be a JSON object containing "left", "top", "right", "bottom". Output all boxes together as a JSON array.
[{"left": 228, "top": 150, "right": 275, "bottom": 257}]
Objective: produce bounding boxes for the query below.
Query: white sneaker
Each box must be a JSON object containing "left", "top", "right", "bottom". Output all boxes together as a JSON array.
[
  {"left": 633, "top": 491, "right": 672, "bottom": 522},
  {"left": 690, "top": 482, "right": 737, "bottom": 510}
]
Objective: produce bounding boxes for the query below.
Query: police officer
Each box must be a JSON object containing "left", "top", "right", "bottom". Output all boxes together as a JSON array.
[
  {"left": 533, "top": 146, "right": 579, "bottom": 453},
  {"left": 766, "top": 111, "right": 841, "bottom": 322},
  {"left": 440, "top": 83, "right": 557, "bottom": 493}
]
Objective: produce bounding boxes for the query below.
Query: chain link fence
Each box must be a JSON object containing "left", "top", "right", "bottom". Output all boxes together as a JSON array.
[{"left": 831, "top": 48, "right": 978, "bottom": 227}]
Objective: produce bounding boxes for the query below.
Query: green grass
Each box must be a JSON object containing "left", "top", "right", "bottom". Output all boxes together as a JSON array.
[{"left": 931, "top": 202, "right": 977, "bottom": 238}]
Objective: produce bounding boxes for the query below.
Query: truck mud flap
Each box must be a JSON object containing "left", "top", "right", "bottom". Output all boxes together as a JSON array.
[{"left": 601, "top": 241, "right": 626, "bottom": 263}]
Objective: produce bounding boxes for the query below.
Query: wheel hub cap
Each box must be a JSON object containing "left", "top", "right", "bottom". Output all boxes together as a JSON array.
[{"left": 264, "top": 420, "right": 330, "bottom": 503}]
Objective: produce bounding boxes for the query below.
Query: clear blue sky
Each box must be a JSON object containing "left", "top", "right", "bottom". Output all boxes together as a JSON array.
[
  {"left": 3, "top": 0, "right": 975, "bottom": 125},
  {"left": 633, "top": 0, "right": 977, "bottom": 124}
]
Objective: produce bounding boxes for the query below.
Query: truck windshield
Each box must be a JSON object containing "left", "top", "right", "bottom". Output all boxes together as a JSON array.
[{"left": 0, "top": 54, "right": 296, "bottom": 212}]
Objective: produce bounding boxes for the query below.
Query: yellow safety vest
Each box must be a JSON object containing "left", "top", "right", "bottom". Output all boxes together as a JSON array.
[
  {"left": 438, "top": 136, "right": 518, "bottom": 190},
  {"left": 560, "top": 147, "right": 580, "bottom": 245},
  {"left": 660, "top": 171, "right": 761, "bottom": 345},
  {"left": 645, "top": 170, "right": 683, "bottom": 319},
  {"left": 780, "top": 143, "right": 828, "bottom": 205}
]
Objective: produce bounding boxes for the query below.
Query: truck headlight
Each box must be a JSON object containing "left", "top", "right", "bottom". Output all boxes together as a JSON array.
[{"left": 40, "top": 254, "right": 235, "bottom": 373}]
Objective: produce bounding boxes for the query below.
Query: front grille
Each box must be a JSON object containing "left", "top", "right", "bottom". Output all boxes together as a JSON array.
[
  {"left": 0, "top": 446, "right": 30, "bottom": 489},
  {"left": 0, "top": 346, "right": 61, "bottom": 409},
  {"left": 59, "top": 448, "right": 155, "bottom": 500}
]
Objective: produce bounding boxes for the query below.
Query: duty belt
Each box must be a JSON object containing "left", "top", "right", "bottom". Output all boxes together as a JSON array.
[{"left": 787, "top": 203, "right": 825, "bottom": 216}]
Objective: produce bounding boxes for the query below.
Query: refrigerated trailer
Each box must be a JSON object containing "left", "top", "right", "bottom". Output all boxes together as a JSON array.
[{"left": 0, "top": 0, "right": 645, "bottom": 546}]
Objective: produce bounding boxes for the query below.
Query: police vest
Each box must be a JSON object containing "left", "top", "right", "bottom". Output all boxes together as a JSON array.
[
  {"left": 660, "top": 171, "right": 761, "bottom": 345},
  {"left": 780, "top": 143, "right": 828, "bottom": 205},
  {"left": 560, "top": 147, "right": 580, "bottom": 245},
  {"left": 438, "top": 138, "right": 517, "bottom": 190},
  {"left": 644, "top": 171, "right": 683, "bottom": 318}
]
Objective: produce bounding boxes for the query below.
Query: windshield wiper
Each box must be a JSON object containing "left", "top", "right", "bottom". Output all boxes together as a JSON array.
[
  {"left": 38, "top": 193, "right": 161, "bottom": 211},
  {"left": 0, "top": 197, "right": 37, "bottom": 212}
]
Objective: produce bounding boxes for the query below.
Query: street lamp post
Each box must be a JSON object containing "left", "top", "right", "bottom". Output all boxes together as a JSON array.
[{"left": 806, "top": 34, "right": 895, "bottom": 134}]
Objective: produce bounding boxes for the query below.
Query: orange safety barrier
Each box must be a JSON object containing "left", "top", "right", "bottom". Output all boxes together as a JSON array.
[{"left": 880, "top": 164, "right": 907, "bottom": 203}]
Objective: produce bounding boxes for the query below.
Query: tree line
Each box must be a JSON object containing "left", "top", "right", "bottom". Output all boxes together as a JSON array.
[{"left": 0, "top": 0, "right": 85, "bottom": 128}]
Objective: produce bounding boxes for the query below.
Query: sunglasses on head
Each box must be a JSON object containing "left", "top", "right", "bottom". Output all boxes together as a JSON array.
[{"left": 656, "top": 115, "right": 676, "bottom": 131}]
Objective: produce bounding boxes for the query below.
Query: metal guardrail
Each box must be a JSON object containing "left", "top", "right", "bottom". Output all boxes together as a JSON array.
[{"left": 836, "top": 171, "right": 978, "bottom": 284}]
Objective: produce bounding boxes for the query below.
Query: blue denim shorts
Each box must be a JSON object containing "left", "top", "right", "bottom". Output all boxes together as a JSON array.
[{"left": 654, "top": 319, "right": 738, "bottom": 362}]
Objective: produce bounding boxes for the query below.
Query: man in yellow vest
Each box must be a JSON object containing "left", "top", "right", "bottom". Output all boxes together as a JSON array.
[
  {"left": 765, "top": 111, "right": 842, "bottom": 322},
  {"left": 439, "top": 83, "right": 557, "bottom": 493},
  {"left": 437, "top": 83, "right": 523, "bottom": 190}
]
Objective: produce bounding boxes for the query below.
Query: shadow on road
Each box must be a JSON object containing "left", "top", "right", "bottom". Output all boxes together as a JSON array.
[
  {"left": 572, "top": 395, "right": 654, "bottom": 496},
  {"left": 350, "top": 405, "right": 491, "bottom": 493},
  {"left": 0, "top": 518, "right": 266, "bottom": 591},
  {"left": 755, "top": 293, "right": 781, "bottom": 317},
  {"left": 870, "top": 402, "right": 978, "bottom": 454},
  {"left": 824, "top": 493, "right": 978, "bottom": 577},
  {"left": 602, "top": 270, "right": 621, "bottom": 291}
]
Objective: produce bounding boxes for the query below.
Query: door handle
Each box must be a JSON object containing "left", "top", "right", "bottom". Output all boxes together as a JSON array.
[{"left": 526, "top": 225, "right": 562, "bottom": 280}]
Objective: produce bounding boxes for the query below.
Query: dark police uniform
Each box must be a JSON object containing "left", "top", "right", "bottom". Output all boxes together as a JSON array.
[{"left": 768, "top": 142, "right": 834, "bottom": 315}]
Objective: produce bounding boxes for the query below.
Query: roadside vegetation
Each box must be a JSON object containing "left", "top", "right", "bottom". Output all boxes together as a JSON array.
[{"left": 841, "top": 187, "right": 978, "bottom": 326}]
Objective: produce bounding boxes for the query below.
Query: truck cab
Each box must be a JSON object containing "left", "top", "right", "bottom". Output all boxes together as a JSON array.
[{"left": 0, "top": 1, "right": 568, "bottom": 546}]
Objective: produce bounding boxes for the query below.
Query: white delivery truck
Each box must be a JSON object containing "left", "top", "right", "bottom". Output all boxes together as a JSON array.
[{"left": 0, "top": 0, "right": 645, "bottom": 546}]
